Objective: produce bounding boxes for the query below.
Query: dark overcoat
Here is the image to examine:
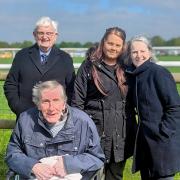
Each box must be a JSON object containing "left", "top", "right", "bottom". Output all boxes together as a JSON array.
[
  {"left": 127, "top": 60, "right": 180, "bottom": 177},
  {"left": 4, "top": 44, "right": 75, "bottom": 116},
  {"left": 72, "top": 59, "right": 137, "bottom": 163}
]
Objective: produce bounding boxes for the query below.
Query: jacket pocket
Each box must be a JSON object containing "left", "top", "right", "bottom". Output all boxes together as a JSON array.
[
  {"left": 23, "top": 135, "right": 46, "bottom": 159},
  {"left": 57, "top": 142, "right": 78, "bottom": 155}
]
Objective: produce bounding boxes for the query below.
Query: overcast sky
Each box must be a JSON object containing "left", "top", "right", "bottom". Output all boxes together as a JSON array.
[{"left": 0, "top": 0, "right": 180, "bottom": 43}]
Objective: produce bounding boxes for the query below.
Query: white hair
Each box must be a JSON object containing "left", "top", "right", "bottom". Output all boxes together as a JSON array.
[
  {"left": 32, "top": 80, "right": 67, "bottom": 106},
  {"left": 34, "top": 16, "right": 58, "bottom": 33}
]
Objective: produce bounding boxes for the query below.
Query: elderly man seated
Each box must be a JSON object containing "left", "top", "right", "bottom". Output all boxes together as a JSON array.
[{"left": 5, "top": 80, "right": 105, "bottom": 179}]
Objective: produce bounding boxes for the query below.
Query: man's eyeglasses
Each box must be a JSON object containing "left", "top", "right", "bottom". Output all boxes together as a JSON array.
[{"left": 36, "top": 31, "right": 56, "bottom": 37}]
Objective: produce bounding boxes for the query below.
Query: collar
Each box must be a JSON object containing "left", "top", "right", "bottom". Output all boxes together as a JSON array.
[
  {"left": 39, "top": 48, "right": 51, "bottom": 56},
  {"left": 126, "top": 59, "right": 152, "bottom": 75}
]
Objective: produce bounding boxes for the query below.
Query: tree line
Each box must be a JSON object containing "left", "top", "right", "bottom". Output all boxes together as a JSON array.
[{"left": 0, "top": 36, "right": 180, "bottom": 48}]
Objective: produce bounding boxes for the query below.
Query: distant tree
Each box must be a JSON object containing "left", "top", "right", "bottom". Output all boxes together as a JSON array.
[
  {"left": 21, "top": 40, "right": 33, "bottom": 48},
  {"left": 83, "top": 42, "right": 94, "bottom": 48},
  {"left": 151, "top": 36, "right": 165, "bottom": 46},
  {"left": 58, "top": 41, "right": 83, "bottom": 48},
  {"left": 73, "top": 42, "right": 82, "bottom": 48},
  {"left": 0, "top": 41, "right": 10, "bottom": 48},
  {"left": 10, "top": 42, "right": 22, "bottom": 48},
  {"left": 166, "top": 37, "right": 180, "bottom": 46}
]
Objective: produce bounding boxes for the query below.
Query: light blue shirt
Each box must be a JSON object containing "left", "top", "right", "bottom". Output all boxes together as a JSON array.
[{"left": 39, "top": 49, "right": 51, "bottom": 63}]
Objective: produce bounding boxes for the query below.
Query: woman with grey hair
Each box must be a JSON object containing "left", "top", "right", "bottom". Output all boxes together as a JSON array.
[{"left": 126, "top": 35, "right": 180, "bottom": 180}]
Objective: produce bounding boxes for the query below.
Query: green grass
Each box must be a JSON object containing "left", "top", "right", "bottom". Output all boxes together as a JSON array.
[
  {"left": 157, "top": 55, "right": 180, "bottom": 61},
  {"left": 0, "top": 58, "right": 12, "bottom": 64},
  {"left": 0, "top": 57, "right": 85, "bottom": 64}
]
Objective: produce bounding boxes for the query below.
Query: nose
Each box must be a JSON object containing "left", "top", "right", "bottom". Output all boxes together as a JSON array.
[
  {"left": 48, "top": 102, "right": 55, "bottom": 111},
  {"left": 110, "top": 45, "right": 118, "bottom": 52},
  {"left": 136, "top": 51, "right": 142, "bottom": 57}
]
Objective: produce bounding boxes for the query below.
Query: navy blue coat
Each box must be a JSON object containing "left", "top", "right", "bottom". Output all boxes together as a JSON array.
[
  {"left": 4, "top": 44, "right": 75, "bottom": 116},
  {"left": 127, "top": 60, "right": 180, "bottom": 176},
  {"left": 5, "top": 106, "right": 105, "bottom": 178}
]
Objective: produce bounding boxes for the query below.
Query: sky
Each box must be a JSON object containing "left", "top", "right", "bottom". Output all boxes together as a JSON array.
[{"left": 0, "top": 0, "right": 180, "bottom": 44}]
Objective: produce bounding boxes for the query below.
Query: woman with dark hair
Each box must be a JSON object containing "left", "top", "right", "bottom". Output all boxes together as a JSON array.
[{"left": 72, "top": 27, "right": 137, "bottom": 180}]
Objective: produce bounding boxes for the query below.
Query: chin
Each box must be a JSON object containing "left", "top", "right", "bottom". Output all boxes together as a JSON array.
[
  {"left": 46, "top": 116, "right": 59, "bottom": 123},
  {"left": 47, "top": 119, "right": 59, "bottom": 124}
]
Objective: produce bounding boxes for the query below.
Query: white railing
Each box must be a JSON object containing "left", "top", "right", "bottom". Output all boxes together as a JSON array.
[
  {"left": 0, "top": 61, "right": 180, "bottom": 70},
  {"left": 1, "top": 46, "right": 180, "bottom": 58}
]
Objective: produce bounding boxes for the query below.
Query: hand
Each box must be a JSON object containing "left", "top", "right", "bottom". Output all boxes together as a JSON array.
[
  {"left": 53, "top": 156, "right": 67, "bottom": 177},
  {"left": 32, "top": 163, "right": 56, "bottom": 180}
]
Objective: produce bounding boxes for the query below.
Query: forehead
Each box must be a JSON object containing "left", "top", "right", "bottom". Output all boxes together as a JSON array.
[
  {"left": 37, "top": 25, "right": 55, "bottom": 32},
  {"left": 41, "top": 87, "right": 61, "bottom": 99},
  {"left": 131, "top": 41, "right": 149, "bottom": 50},
  {"left": 105, "top": 33, "right": 123, "bottom": 43}
]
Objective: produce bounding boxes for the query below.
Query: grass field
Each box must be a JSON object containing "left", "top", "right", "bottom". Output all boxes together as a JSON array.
[{"left": 0, "top": 56, "right": 180, "bottom": 179}]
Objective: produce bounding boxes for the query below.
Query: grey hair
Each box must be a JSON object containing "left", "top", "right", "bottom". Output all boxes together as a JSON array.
[
  {"left": 125, "top": 35, "right": 157, "bottom": 65},
  {"left": 34, "top": 16, "right": 58, "bottom": 33},
  {"left": 32, "top": 80, "right": 67, "bottom": 106},
  {"left": 130, "top": 35, "right": 153, "bottom": 52}
]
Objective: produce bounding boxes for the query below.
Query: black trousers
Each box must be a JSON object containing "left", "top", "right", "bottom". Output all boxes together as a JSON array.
[
  {"left": 140, "top": 168, "right": 174, "bottom": 180},
  {"left": 105, "top": 160, "right": 126, "bottom": 180}
]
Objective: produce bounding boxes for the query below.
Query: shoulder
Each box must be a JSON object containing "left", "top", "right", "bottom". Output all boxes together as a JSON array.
[
  {"left": 77, "top": 59, "right": 92, "bottom": 73},
  {"left": 53, "top": 46, "right": 72, "bottom": 59},
  {"left": 150, "top": 62, "right": 172, "bottom": 77},
  {"left": 149, "top": 62, "right": 175, "bottom": 86},
  {"left": 16, "top": 47, "right": 28, "bottom": 55},
  {"left": 15, "top": 44, "right": 37, "bottom": 56},
  {"left": 17, "top": 107, "right": 38, "bottom": 127}
]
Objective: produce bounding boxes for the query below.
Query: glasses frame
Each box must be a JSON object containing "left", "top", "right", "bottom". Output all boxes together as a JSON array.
[{"left": 36, "top": 31, "right": 57, "bottom": 38}]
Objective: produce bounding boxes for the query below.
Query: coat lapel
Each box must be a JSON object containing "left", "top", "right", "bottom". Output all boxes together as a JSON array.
[
  {"left": 28, "top": 45, "right": 61, "bottom": 75},
  {"left": 28, "top": 44, "right": 45, "bottom": 74}
]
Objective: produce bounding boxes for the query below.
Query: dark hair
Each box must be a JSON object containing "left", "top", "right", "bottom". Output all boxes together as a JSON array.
[
  {"left": 89, "top": 27, "right": 127, "bottom": 97},
  {"left": 85, "top": 43, "right": 99, "bottom": 61}
]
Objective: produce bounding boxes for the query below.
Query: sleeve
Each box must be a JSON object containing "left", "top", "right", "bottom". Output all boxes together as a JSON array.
[
  {"left": 3, "top": 53, "right": 21, "bottom": 115},
  {"left": 63, "top": 117, "right": 105, "bottom": 174},
  {"left": 71, "top": 60, "right": 90, "bottom": 110},
  {"left": 5, "top": 116, "right": 39, "bottom": 178},
  {"left": 155, "top": 67, "right": 180, "bottom": 138}
]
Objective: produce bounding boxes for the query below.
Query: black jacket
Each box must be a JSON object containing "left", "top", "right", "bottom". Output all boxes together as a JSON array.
[
  {"left": 4, "top": 44, "right": 75, "bottom": 116},
  {"left": 72, "top": 59, "right": 137, "bottom": 162},
  {"left": 127, "top": 60, "right": 180, "bottom": 176}
]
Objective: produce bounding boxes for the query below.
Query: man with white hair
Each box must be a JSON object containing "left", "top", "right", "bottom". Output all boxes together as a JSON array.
[
  {"left": 5, "top": 80, "right": 105, "bottom": 179},
  {"left": 4, "top": 16, "right": 75, "bottom": 117}
]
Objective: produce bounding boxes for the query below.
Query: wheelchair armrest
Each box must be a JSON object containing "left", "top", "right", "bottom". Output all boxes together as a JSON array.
[
  {"left": 82, "top": 166, "right": 104, "bottom": 180},
  {"left": 6, "top": 169, "right": 16, "bottom": 180}
]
